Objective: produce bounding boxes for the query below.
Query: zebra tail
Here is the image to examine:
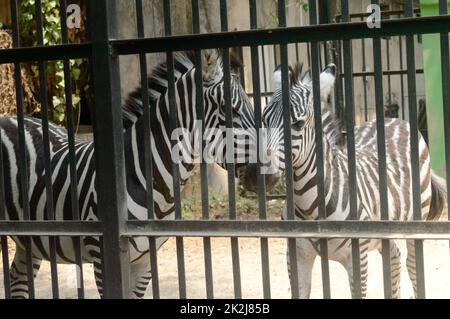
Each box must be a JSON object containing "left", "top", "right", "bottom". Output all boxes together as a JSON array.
[{"left": 427, "top": 171, "right": 448, "bottom": 221}]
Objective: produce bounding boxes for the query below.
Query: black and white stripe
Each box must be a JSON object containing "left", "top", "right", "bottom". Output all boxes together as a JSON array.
[
  {"left": 1, "top": 49, "right": 256, "bottom": 298},
  {"left": 250, "top": 63, "right": 447, "bottom": 299}
]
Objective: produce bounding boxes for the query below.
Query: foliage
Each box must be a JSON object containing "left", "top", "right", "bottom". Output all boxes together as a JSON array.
[
  {"left": 19, "top": 0, "right": 82, "bottom": 125},
  {"left": 182, "top": 187, "right": 284, "bottom": 220},
  {"left": 295, "top": 0, "right": 309, "bottom": 12},
  {"left": 266, "top": 0, "right": 309, "bottom": 27}
]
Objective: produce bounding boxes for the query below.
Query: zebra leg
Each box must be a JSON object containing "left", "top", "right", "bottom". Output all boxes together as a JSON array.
[
  {"left": 83, "top": 237, "right": 104, "bottom": 298},
  {"left": 389, "top": 241, "right": 402, "bottom": 299},
  {"left": 406, "top": 239, "right": 418, "bottom": 298},
  {"left": 129, "top": 257, "right": 152, "bottom": 299},
  {"left": 377, "top": 240, "right": 402, "bottom": 298},
  {"left": 128, "top": 236, "right": 170, "bottom": 298},
  {"left": 343, "top": 240, "right": 370, "bottom": 299},
  {"left": 9, "top": 246, "right": 42, "bottom": 299},
  {"left": 287, "top": 239, "right": 317, "bottom": 299}
]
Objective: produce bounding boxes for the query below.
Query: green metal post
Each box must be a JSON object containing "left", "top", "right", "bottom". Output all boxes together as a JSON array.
[{"left": 420, "top": 0, "right": 450, "bottom": 177}]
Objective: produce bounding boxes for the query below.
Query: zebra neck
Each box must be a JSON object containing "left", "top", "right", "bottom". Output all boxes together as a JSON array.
[
  {"left": 122, "top": 82, "right": 200, "bottom": 193},
  {"left": 293, "top": 133, "right": 337, "bottom": 219}
]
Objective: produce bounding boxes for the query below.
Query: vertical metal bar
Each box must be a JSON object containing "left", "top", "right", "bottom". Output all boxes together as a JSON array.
[
  {"left": 163, "top": 0, "right": 187, "bottom": 299},
  {"left": 386, "top": 38, "right": 393, "bottom": 115},
  {"left": 261, "top": 47, "right": 269, "bottom": 105},
  {"left": 360, "top": 16, "right": 369, "bottom": 122},
  {"left": 88, "top": 0, "right": 130, "bottom": 299},
  {"left": 35, "top": 0, "right": 60, "bottom": 299},
  {"left": 10, "top": 0, "right": 36, "bottom": 299},
  {"left": 249, "top": 0, "right": 271, "bottom": 299},
  {"left": 0, "top": 118, "right": 10, "bottom": 298},
  {"left": 333, "top": 39, "right": 343, "bottom": 122},
  {"left": 135, "top": 0, "right": 160, "bottom": 299},
  {"left": 371, "top": 0, "right": 392, "bottom": 299},
  {"left": 0, "top": 2, "right": 10, "bottom": 297},
  {"left": 439, "top": 0, "right": 450, "bottom": 233},
  {"left": 191, "top": 0, "right": 214, "bottom": 299},
  {"left": 341, "top": 0, "right": 361, "bottom": 299},
  {"left": 220, "top": 0, "right": 242, "bottom": 299},
  {"left": 60, "top": 0, "right": 85, "bottom": 299},
  {"left": 278, "top": 0, "right": 299, "bottom": 299},
  {"left": 1, "top": 237, "right": 10, "bottom": 298},
  {"left": 405, "top": 0, "right": 425, "bottom": 299},
  {"left": 309, "top": 0, "right": 331, "bottom": 299},
  {"left": 307, "top": 42, "right": 311, "bottom": 68},
  {"left": 399, "top": 33, "right": 406, "bottom": 120}
]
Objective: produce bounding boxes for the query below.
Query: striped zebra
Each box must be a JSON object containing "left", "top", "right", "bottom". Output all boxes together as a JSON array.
[
  {"left": 242, "top": 62, "right": 447, "bottom": 298},
  {"left": 0, "top": 49, "right": 256, "bottom": 298}
]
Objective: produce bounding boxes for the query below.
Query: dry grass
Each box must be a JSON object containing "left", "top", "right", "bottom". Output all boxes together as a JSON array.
[{"left": 0, "top": 30, "right": 36, "bottom": 116}]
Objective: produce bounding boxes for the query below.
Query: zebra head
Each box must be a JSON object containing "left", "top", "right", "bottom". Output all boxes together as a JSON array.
[
  {"left": 198, "top": 49, "right": 257, "bottom": 176},
  {"left": 239, "top": 62, "right": 336, "bottom": 192},
  {"left": 123, "top": 49, "right": 256, "bottom": 185}
]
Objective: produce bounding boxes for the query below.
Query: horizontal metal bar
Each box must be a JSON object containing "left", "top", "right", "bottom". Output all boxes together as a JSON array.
[
  {"left": 112, "top": 15, "right": 450, "bottom": 55},
  {"left": 0, "top": 43, "right": 92, "bottom": 64},
  {"left": 0, "top": 221, "right": 102, "bottom": 236},
  {"left": 335, "top": 9, "right": 420, "bottom": 21},
  {"left": 3, "top": 219, "right": 449, "bottom": 239},
  {"left": 247, "top": 91, "right": 274, "bottom": 98},
  {"left": 339, "top": 69, "right": 424, "bottom": 78},
  {"left": 126, "top": 220, "right": 450, "bottom": 239}
]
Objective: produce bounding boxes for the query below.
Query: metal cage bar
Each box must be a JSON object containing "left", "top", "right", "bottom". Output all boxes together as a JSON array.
[
  {"left": 278, "top": 0, "right": 299, "bottom": 300},
  {"left": 371, "top": 0, "right": 393, "bottom": 299},
  {"left": 341, "top": 0, "right": 362, "bottom": 299},
  {"left": 10, "top": 0, "right": 36, "bottom": 299},
  {"left": 60, "top": 0, "right": 86, "bottom": 299},
  {"left": 191, "top": 0, "right": 215, "bottom": 299},
  {"left": 405, "top": 0, "right": 426, "bottom": 299},
  {"left": 134, "top": 0, "right": 160, "bottom": 299},
  {"left": 35, "top": 0, "right": 60, "bottom": 299},
  {"left": 220, "top": 0, "right": 243, "bottom": 299},
  {"left": 309, "top": 0, "right": 331, "bottom": 299},
  {"left": 440, "top": 0, "right": 450, "bottom": 227},
  {"left": 0, "top": 0, "right": 448, "bottom": 300},
  {"left": 111, "top": 15, "right": 450, "bottom": 55},
  {"left": 249, "top": 0, "right": 271, "bottom": 299},
  {"left": 162, "top": 0, "right": 187, "bottom": 299},
  {"left": 88, "top": 0, "right": 130, "bottom": 299}
]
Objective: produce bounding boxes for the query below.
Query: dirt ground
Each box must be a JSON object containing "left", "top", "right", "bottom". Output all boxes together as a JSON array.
[{"left": 1, "top": 236, "right": 449, "bottom": 299}]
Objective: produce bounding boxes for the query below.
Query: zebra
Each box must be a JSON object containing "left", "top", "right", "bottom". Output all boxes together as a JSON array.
[
  {"left": 241, "top": 62, "right": 447, "bottom": 298},
  {"left": 0, "top": 49, "right": 256, "bottom": 298}
]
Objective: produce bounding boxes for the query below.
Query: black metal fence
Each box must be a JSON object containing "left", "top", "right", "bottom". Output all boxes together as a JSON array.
[{"left": 0, "top": 0, "right": 449, "bottom": 299}]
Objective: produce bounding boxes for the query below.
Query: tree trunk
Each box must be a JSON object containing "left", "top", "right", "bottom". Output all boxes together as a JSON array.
[{"left": 0, "top": 0, "right": 10, "bottom": 25}]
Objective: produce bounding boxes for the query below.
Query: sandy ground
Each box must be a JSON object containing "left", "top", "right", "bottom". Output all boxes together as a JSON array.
[{"left": 0, "top": 237, "right": 449, "bottom": 299}]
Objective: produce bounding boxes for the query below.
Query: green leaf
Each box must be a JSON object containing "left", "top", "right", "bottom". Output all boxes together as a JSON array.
[
  {"left": 52, "top": 95, "right": 64, "bottom": 108},
  {"left": 22, "top": 12, "right": 33, "bottom": 22},
  {"left": 71, "top": 68, "right": 81, "bottom": 80},
  {"left": 72, "top": 94, "right": 81, "bottom": 106}
]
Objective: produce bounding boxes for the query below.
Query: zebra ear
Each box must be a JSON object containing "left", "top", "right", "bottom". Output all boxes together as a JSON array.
[
  {"left": 300, "top": 69, "right": 311, "bottom": 84},
  {"left": 272, "top": 65, "right": 282, "bottom": 91},
  {"left": 202, "top": 49, "right": 222, "bottom": 83},
  {"left": 319, "top": 63, "right": 336, "bottom": 101}
]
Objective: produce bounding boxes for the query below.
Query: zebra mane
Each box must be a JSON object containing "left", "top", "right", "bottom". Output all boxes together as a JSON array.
[
  {"left": 121, "top": 51, "right": 195, "bottom": 130},
  {"left": 122, "top": 50, "right": 244, "bottom": 130},
  {"left": 321, "top": 102, "right": 346, "bottom": 148},
  {"left": 296, "top": 63, "right": 345, "bottom": 148}
]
